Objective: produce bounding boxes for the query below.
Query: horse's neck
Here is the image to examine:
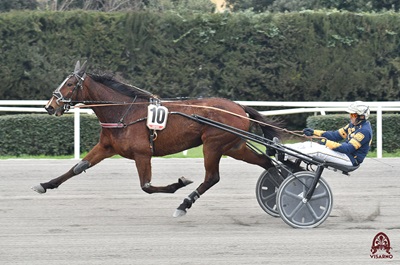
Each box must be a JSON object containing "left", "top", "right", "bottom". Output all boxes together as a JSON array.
[{"left": 83, "top": 78, "right": 144, "bottom": 123}]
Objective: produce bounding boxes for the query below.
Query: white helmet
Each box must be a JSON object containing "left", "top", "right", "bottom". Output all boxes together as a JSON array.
[{"left": 346, "top": 101, "right": 370, "bottom": 119}]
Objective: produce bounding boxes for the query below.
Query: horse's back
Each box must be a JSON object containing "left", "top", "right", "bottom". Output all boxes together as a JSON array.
[{"left": 151, "top": 98, "right": 250, "bottom": 156}]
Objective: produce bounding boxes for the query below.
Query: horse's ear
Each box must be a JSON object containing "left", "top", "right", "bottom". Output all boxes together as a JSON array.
[
  {"left": 73, "top": 60, "right": 88, "bottom": 76},
  {"left": 74, "top": 61, "right": 81, "bottom": 74},
  {"left": 80, "top": 60, "right": 88, "bottom": 73}
]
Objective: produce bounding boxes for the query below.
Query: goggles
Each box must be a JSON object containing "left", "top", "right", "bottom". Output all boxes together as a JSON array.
[{"left": 350, "top": 113, "right": 358, "bottom": 118}]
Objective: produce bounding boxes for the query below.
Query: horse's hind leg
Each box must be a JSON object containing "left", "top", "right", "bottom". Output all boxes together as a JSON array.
[
  {"left": 225, "top": 140, "right": 274, "bottom": 169},
  {"left": 31, "top": 143, "right": 114, "bottom": 194},
  {"left": 173, "top": 140, "right": 278, "bottom": 217},
  {"left": 135, "top": 155, "right": 193, "bottom": 194},
  {"left": 173, "top": 148, "right": 222, "bottom": 217},
  {"left": 227, "top": 141, "right": 305, "bottom": 172}
]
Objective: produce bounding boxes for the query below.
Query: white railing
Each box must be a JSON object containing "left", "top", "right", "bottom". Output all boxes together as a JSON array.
[
  {"left": 2, "top": 100, "right": 400, "bottom": 159},
  {"left": 0, "top": 100, "right": 93, "bottom": 160}
]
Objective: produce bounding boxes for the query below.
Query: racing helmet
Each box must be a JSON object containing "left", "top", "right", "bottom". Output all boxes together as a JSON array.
[{"left": 346, "top": 101, "right": 370, "bottom": 119}]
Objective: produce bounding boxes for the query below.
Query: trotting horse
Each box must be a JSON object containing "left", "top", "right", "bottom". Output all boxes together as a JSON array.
[{"left": 32, "top": 61, "right": 281, "bottom": 217}]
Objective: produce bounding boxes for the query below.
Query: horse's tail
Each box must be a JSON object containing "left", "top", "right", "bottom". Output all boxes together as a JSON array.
[{"left": 242, "top": 105, "right": 282, "bottom": 140}]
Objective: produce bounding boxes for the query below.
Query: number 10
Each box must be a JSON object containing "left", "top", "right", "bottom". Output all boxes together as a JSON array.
[{"left": 150, "top": 106, "right": 166, "bottom": 124}]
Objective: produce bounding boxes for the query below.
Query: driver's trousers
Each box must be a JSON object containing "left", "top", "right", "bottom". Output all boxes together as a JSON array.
[{"left": 285, "top": 141, "right": 353, "bottom": 166}]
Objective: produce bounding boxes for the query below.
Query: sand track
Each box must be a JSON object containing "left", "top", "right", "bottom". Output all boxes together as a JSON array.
[{"left": 1, "top": 158, "right": 398, "bottom": 264}]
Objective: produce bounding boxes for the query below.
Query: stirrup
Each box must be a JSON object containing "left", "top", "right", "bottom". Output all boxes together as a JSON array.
[
  {"left": 272, "top": 137, "right": 281, "bottom": 145},
  {"left": 272, "top": 137, "right": 285, "bottom": 161}
]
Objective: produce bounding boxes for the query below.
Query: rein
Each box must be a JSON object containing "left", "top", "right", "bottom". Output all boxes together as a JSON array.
[
  {"left": 73, "top": 99, "right": 306, "bottom": 138},
  {"left": 165, "top": 102, "right": 307, "bottom": 139},
  {"left": 52, "top": 68, "right": 303, "bottom": 137},
  {"left": 73, "top": 97, "right": 150, "bottom": 128}
]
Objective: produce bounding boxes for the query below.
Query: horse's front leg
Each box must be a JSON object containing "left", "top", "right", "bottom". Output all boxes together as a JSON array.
[
  {"left": 31, "top": 143, "right": 115, "bottom": 194},
  {"left": 135, "top": 155, "right": 193, "bottom": 194}
]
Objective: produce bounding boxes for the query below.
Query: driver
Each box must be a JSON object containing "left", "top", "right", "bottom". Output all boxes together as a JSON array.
[{"left": 280, "top": 101, "right": 373, "bottom": 166}]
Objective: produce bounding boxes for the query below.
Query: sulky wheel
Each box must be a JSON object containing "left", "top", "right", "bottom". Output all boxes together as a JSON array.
[
  {"left": 255, "top": 166, "right": 287, "bottom": 217},
  {"left": 276, "top": 171, "right": 333, "bottom": 228}
]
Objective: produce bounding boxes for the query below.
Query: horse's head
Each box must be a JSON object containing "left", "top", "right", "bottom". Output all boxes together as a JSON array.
[{"left": 45, "top": 61, "right": 88, "bottom": 116}]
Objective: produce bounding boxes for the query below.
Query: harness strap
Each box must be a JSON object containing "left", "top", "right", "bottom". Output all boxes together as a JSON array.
[
  {"left": 100, "top": 122, "right": 126, "bottom": 128},
  {"left": 149, "top": 130, "right": 157, "bottom": 155},
  {"left": 118, "top": 96, "right": 137, "bottom": 124},
  {"left": 99, "top": 117, "right": 148, "bottom": 128}
]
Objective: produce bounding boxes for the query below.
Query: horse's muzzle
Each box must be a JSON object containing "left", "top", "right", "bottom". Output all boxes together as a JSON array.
[
  {"left": 45, "top": 106, "right": 55, "bottom": 115},
  {"left": 45, "top": 106, "right": 65, "bottom": 116}
]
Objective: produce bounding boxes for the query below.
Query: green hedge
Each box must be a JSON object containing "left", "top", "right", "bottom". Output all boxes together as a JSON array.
[
  {"left": 1, "top": 113, "right": 398, "bottom": 156},
  {"left": 1, "top": 10, "right": 400, "bottom": 104},
  {"left": 307, "top": 114, "right": 400, "bottom": 152},
  {"left": 0, "top": 114, "right": 100, "bottom": 156}
]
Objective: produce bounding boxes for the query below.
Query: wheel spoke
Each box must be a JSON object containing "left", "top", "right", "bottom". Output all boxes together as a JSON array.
[
  {"left": 306, "top": 202, "right": 319, "bottom": 220},
  {"left": 286, "top": 201, "right": 305, "bottom": 218},
  {"left": 282, "top": 189, "right": 303, "bottom": 200},
  {"left": 262, "top": 192, "right": 276, "bottom": 201},
  {"left": 308, "top": 190, "right": 328, "bottom": 201}
]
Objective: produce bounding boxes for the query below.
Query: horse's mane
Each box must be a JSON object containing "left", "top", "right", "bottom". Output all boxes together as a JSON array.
[{"left": 88, "top": 73, "right": 156, "bottom": 99}]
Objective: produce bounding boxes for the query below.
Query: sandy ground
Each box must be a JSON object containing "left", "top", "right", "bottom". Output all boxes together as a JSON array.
[{"left": 0, "top": 158, "right": 399, "bottom": 264}]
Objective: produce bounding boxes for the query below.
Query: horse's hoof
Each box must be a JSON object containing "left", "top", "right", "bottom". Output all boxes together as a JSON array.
[
  {"left": 178, "top": 177, "right": 193, "bottom": 187},
  {"left": 31, "top": 184, "right": 46, "bottom": 194},
  {"left": 173, "top": 209, "right": 187, "bottom": 218}
]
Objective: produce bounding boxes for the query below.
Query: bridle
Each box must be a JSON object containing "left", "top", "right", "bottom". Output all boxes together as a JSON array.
[
  {"left": 52, "top": 72, "right": 87, "bottom": 111},
  {"left": 49, "top": 71, "right": 142, "bottom": 127}
]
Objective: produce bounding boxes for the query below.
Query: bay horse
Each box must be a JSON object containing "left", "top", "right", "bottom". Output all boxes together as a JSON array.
[{"left": 32, "top": 61, "right": 280, "bottom": 217}]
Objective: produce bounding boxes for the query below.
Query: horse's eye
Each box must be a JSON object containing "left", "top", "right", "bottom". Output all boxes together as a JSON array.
[{"left": 66, "top": 83, "right": 73, "bottom": 87}]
